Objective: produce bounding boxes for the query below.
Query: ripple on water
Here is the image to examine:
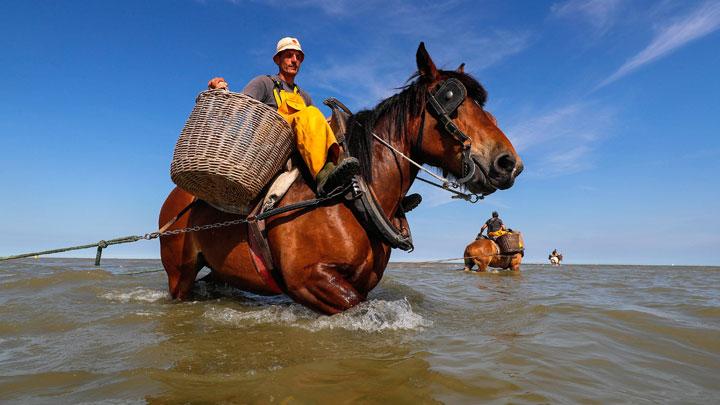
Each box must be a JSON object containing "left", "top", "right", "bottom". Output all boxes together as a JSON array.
[{"left": 203, "top": 298, "right": 432, "bottom": 332}]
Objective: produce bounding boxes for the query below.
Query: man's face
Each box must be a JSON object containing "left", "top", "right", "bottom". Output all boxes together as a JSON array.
[{"left": 275, "top": 50, "right": 304, "bottom": 76}]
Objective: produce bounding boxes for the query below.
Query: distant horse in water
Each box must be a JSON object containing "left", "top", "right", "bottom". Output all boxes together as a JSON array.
[
  {"left": 159, "top": 43, "right": 523, "bottom": 314},
  {"left": 550, "top": 255, "right": 562, "bottom": 266},
  {"left": 463, "top": 238, "right": 523, "bottom": 272}
]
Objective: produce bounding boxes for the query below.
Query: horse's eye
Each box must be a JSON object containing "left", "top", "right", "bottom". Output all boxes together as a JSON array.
[{"left": 445, "top": 90, "right": 454, "bottom": 100}]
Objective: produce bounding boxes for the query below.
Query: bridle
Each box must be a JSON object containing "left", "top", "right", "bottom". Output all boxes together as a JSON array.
[
  {"left": 422, "top": 77, "right": 478, "bottom": 185},
  {"left": 355, "top": 76, "right": 486, "bottom": 203}
]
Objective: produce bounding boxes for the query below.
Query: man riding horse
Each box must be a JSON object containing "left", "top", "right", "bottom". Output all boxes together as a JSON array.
[
  {"left": 478, "top": 211, "right": 507, "bottom": 240},
  {"left": 207, "top": 37, "right": 360, "bottom": 195},
  {"left": 160, "top": 42, "right": 524, "bottom": 314}
]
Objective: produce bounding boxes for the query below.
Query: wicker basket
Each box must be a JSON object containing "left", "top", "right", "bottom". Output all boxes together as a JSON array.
[
  {"left": 170, "top": 89, "right": 294, "bottom": 213},
  {"left": 496, "top": 232, "right": 524, "bottom": 254}
]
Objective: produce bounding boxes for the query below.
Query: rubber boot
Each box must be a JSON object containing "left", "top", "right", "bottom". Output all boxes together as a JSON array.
[
  {"left": 400, "top": 193, "right": 422, "bottom": 213},
  {"left": 316, "top": 157, "right": 361, "bottom": 195}
]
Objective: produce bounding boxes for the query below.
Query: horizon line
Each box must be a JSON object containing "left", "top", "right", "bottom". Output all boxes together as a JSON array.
[{"left": 3, "top": 257, "right": 719, "bottom": 268}]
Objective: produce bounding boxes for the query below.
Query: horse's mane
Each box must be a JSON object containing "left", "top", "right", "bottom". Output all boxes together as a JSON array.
[{"left": 346, "top": 70, "right": 488, "bottom": 181}]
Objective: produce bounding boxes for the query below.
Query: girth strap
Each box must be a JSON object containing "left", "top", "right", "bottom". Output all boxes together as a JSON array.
[{"left": 247, "top": 199, "right": 283, "bottom": 294}]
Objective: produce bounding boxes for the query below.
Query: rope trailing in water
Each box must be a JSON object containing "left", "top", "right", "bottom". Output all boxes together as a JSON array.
[
  {"left": 0, "top": 235, "right": 143, "bottom": 264},
  {"left": 118, "top": 268, "right": 166, "bottom": 275}
]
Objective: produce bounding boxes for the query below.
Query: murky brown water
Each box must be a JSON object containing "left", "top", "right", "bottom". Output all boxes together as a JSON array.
[{"left": 1, "top": 259, "right": 718, "bottom": 403}]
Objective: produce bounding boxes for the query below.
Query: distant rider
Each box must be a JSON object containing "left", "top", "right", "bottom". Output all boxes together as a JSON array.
[
  {"left": 207, "top": 37, "right": 360, "bottom": 195},
  {"left": 478, "top": 211, "right": 507, "bottom": 240}
]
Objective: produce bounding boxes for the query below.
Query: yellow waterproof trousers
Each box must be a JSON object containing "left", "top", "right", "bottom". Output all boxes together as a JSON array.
[
  {"left": 488, "top": 230, "right": 509, "bottom": 238},
  {"left": 274, "top": 89, "right": 337, "bottom": 178}
]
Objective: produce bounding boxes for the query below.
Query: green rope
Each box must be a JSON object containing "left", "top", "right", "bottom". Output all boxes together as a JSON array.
[
  {"left": 0, "top": 235, "right": 143, "bottom": 262},
  {"left": 117, "top": 268, "right": 165, "bottom": 276}
]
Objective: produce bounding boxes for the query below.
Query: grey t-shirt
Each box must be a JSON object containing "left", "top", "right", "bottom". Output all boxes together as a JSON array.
[
  {"left": 242, "top": 75, "right": 313, "bottom": 109},
  {"left": 485, "top": 217, "right": 504, "bottom": 232}
]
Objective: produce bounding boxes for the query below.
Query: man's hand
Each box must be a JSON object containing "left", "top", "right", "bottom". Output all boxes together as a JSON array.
[{"left": 208, "top": 77, "right": 228, "bottom": 90}]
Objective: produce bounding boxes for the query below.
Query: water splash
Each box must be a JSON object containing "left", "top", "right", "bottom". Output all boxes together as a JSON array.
[
  {"left": 204, "top": 298, "right": 432, "bottom": 332},
  {"left": 101, "top": 287, "right": 169, "bottom": 303}
]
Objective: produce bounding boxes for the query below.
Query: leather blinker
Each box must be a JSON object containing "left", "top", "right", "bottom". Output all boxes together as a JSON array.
[{"left": 430, "top": 78, "right": 466, "bottom": 116}]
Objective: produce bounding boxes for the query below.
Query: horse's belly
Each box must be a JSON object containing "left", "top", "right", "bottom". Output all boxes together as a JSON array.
[{"left": 200, "top": 235, "right": 282, "bottom": 296}]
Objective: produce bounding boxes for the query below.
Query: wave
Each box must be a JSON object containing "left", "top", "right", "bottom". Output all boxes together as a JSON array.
[
  {"left": 203, "top": 297, "right": 432, "bottom": 332},
  {"left": 1, "top": 269, "right": 113, "bottom": 290},
  {"left": 100, "top": 287, "right": 170, "bottom": 303}
]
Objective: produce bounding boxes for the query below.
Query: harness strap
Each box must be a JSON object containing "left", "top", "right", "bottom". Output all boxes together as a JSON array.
[
  {"left": 247, "top": 200, "right": 283, "bottom": 294},
  {"left": 157, "top": 197, "right": 198, "bottom": 234},
  {"left": 425, "top": 79, "right": 477, "bottom": 185},
  {"left": 269, "top": 75, "right": 299, "bottom": 107},
  {"left": 349, "top": 176, "right": 414, "bottom": 251}
]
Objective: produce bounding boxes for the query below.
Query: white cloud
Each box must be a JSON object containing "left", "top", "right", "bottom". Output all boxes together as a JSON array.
[
  {"left": 226, "top": 0, "right": 451, "bottom": 18},
  {"left": 433, "top": 30, "right": 532, "bottom": 73},
  {"left": 505, "top": 102, "right": 616, "bottom": 177},
  {"left": 534, "top": 145, "right": 593, "bottom": 177},
  {"left": 599, "top": 1, "right": 720, "bottom": 87},
  {"left": 224, "top": 1, "right": 530, "bottom": 110},
  {"left": 302, "top": 27, "right": 531, "bottom": 110},
  {"left": 551, "top": 0, "right": 624, "bottom": 35}
]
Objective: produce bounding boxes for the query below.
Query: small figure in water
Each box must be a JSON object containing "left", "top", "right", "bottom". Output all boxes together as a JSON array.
[
  {"left": 477, "top": 211, "right": 508, "bottom": 241},
  {"left": 549, "top": 249, "right": 563, "bottom": 265}
]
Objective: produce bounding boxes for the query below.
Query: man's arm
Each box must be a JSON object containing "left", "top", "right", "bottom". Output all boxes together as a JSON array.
[{"left": 480, "top": 224, "right": 487, "bottom": 234}]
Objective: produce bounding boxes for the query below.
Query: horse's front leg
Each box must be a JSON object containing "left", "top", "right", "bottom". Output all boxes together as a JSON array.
[{"left": 285, "top": 264, "right": 364, "bottom": 315}]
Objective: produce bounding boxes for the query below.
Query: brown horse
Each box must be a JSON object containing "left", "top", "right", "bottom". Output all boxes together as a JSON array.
[
  {"left": 463, "top": 238, "right": 523, "bottom": 272},
  {"left": 159, "top": 43, "right": 523, "bottom": 314}
]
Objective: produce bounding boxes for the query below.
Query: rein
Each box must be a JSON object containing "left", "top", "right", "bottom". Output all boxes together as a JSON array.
[{"left": 369, "top": 130, "right": 482, "bottom": 203}]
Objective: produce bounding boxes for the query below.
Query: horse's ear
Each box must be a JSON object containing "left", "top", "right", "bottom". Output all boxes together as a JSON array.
[
  {"left": 457, "top": 63, "right": 465, "bottom": 73},
  {"left": 416, "top": 42, "right": 438, "bottom": 80}
]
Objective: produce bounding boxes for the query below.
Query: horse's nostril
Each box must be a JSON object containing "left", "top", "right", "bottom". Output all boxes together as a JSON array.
[{"left": 495, "top": 154, "right": 516, "bottom": 174}]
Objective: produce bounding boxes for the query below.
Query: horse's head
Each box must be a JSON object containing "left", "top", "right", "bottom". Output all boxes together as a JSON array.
[{"left": 415, "top": 43, "right": 523, "bottom": 195}]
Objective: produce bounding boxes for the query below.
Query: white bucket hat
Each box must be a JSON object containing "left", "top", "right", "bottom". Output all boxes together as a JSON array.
[{"left": 274, "top": 37, "right": 303, "bottom": 58}]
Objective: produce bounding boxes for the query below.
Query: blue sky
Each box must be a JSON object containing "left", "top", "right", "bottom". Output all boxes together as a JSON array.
[{"left": 1, "top": 0, "right": 718, "bottom": 265}]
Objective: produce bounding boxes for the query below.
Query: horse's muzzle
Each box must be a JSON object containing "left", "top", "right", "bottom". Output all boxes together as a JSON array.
[
  {"left": 489, "top": 153, "right": 523, "bottom": 190},
  {"left": 469, "top": 154, "right": 523, "bottom": 193}
]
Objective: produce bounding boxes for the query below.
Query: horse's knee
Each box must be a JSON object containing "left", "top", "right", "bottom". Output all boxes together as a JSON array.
[
  {"left": 286, "top": 265, "right": 363, "bottom": 315},
  {"left": 168, "top": 272, "right": 195, "bottom": 300},
  {"left": 163, "top": 254, "right": 205, "bottom": 300}
]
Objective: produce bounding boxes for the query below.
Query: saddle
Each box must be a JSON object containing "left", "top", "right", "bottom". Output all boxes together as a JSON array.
[{"left": 325, "top": 97, "right": 418, "bottom": 251}]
